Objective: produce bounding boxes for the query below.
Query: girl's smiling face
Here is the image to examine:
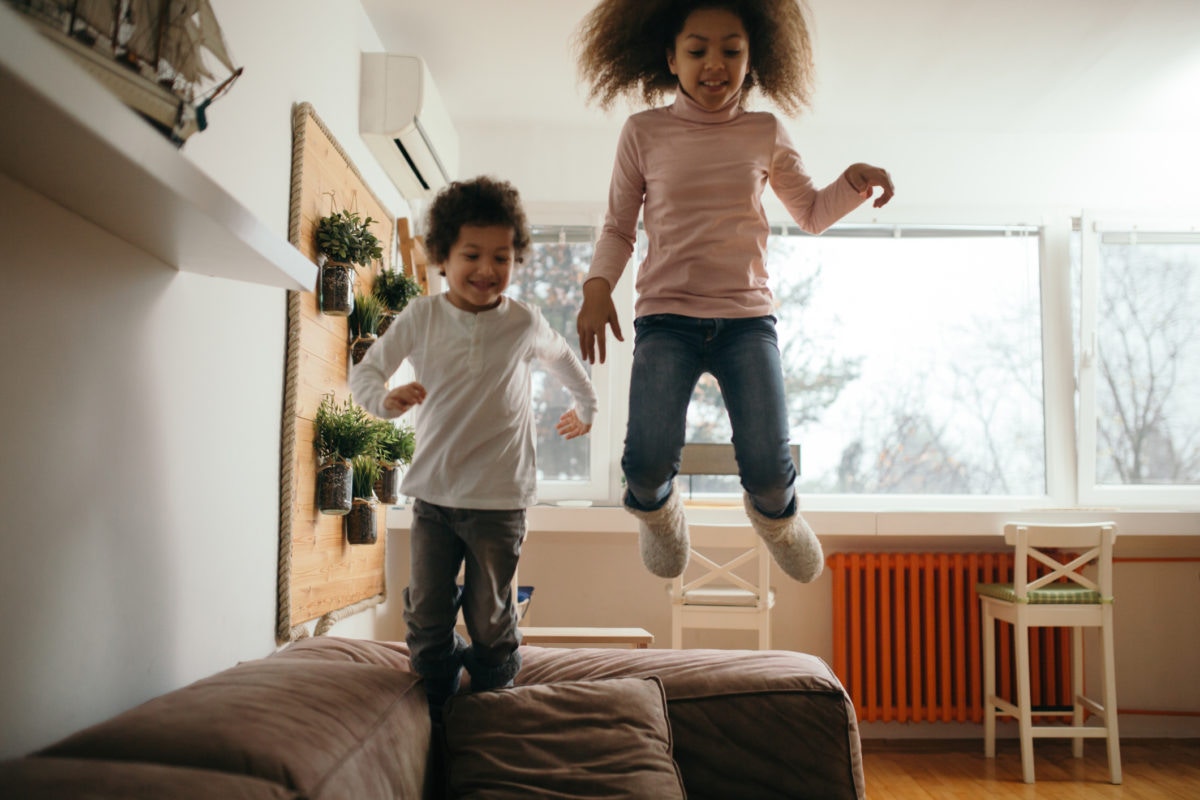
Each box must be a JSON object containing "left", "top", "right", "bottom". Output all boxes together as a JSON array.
[
  {"left": 667, "top": 7, "right": 750, "bottom": 111},
  {"left": 442, "top": 224, "right": 515, "bottom": 313}
]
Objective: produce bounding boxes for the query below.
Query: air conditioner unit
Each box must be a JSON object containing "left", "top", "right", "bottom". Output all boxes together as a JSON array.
[{"left": 360, "top": 53, "right": 459, "bottom": 201}]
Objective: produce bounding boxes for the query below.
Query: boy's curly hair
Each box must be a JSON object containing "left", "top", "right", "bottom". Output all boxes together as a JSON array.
[
  {"left": 574, "top": 0, "right": 815, "bottom": 116},
  {"left": 423, "top": 176, "right": 532, "bottom": 267}
]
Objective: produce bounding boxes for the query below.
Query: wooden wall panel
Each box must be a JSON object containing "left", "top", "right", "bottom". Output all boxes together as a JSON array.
[{"left": 278, "top": 103, "right": 399, "bottom": 640}]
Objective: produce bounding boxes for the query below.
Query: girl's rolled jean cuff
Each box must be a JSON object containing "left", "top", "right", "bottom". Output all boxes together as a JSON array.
[
  {"left": 624, "top": 488, "right": 689, "bottom": 578},
  {"left": 743, "top": 492, "right": 824, "bottom": 583}
]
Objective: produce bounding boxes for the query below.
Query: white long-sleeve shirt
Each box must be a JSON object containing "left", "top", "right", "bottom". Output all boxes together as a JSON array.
[
  {"left": 350, "top": 294, "right": 598, "bottom": 510},
  {"left": 587, "top": 90, "right": 865, "bottom": 319}
]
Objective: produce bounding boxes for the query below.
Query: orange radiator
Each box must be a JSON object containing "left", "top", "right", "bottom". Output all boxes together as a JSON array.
[{"left": 828, "top": 552, "right": 1074, "bottom": 723}]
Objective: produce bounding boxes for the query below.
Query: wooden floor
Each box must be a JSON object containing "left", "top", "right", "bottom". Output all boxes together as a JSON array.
[{"left": 861, "top": 739, "right": 1200, "bottom": 799}]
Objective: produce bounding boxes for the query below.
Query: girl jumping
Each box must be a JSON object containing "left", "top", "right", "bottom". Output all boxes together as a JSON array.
[{"left": 575, "top": 0, "right": 894, "bottom": 582}]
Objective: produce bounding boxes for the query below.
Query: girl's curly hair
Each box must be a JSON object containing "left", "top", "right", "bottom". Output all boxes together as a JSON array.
[
  {"left": 574, "top": 0, "right": 815, "bottom": 116},
  {"left": 423, "top": 176, "right": 532, "bottom": 267}
]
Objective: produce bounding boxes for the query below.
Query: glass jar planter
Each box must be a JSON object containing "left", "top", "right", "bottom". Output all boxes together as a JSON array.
[
  {"left": 344, "top": 497, "right": 378, "bottom": 545},
  {"left": 318, "top": 258, "right": 354, "bottom": 316},
  {"left": 374, "top": 461, "right": 402, "bottom": 504},
  {"left": 316, "top": 457, "right": 352, "bottom": 515}
]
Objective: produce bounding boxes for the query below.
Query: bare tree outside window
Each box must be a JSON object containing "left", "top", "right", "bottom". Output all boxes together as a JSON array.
[
  {"left": 687, "top": 228, "right": 1046, "bottom": 497},
  {"left": 507, "top": 228, "right": 593, "bottom": 483},
  {"left": 1094, "top": 235, "right": 1200, "bottom": 485},
  {"left": 683, "top": 242, "right": 860, "bottom": 495}
]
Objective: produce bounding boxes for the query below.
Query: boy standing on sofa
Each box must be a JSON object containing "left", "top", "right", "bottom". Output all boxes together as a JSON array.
[{"left": 351, "top": 176, "right": 598, "bottom": 719}]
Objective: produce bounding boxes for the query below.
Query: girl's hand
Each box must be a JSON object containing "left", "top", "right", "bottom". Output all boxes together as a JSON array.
[
  {"left": 555, "top": 408, "right": 592, "bottom": 440},
  {"left": 576, "top": 277, "right": 624, "bottom": 364},
  {"left": 382, "top": 381, "right": 427, "bottom": 416},
  {"left": 845, "top": 163, "right": 895, "bottom": 208}
]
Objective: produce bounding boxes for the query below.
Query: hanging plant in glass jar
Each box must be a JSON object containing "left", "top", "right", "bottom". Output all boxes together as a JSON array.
[
  {"left": 372, "top": 268, "right": 424, "bottom": 336},
  {"left": 312, "top": 393, "right": 376, "bottom": 515},
  {"left": 345, "top": 455, "right": 381, "bottom": 545},
  {"left": 314, "top": 205, "right": 383, "bottom": 316},
  {"left": 348, "top": 291, "right": 384, "bottom": 365},
  {"left": 370, "top": 418, "right": 416, "bottom": 505}
]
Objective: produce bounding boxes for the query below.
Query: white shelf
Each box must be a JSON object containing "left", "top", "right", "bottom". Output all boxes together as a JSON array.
[{"left": 0, "top": 4, "right": 317, "bottom": 292}]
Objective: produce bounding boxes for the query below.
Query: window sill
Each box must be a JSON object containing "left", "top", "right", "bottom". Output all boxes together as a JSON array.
[{"left": 386, "top": 503, "right": 1199, "bottom": 537}]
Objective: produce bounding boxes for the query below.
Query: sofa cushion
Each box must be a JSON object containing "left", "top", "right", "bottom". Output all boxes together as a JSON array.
[
  {"left": 38, "top": 659, "right": 431, "bottom": 800},
  {"left": 443, "top": 677, "right": 686, "bottom": 800},
  {"left": 269, "top": 635, "right": 414, "bottom": 671},
  {"left": 0, "top": 757, "right": 301, "bottom": 799},
  {"left": 517, "top": 646, "right": 864, "bottom": 800}
]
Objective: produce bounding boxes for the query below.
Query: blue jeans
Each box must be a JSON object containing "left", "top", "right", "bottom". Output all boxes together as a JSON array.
[{"left": 622, "top": 314, "right": 796, "bottom": 518}]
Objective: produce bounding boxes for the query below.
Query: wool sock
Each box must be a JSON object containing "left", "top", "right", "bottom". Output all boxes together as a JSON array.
[
  {"left": 624, "top": 489, "right": 690, "bottom": 578},
  {"left": 743, "top": 492, "right": 824, "bottom": 583}
]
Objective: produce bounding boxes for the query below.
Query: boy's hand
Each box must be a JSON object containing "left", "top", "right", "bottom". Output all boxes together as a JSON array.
[
  {"left": 845, "top": 163, "right": 895, "bottom": 208},
  {"left": 576, "top": 277, "right": 623, "bottom": 364},
  {"left": 383, "top": 381, "right": 427, "bottom": 416},
  {"left": 555, "top": 408, "right": 592, "bottom": 440}
]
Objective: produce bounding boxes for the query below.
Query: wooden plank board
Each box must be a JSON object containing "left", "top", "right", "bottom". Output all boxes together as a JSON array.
[
  {"left": 296, "top": 356, "right": 345, "bottom": 418},
  {"left": 281, "top": 103, "right": 396, "bottom": 630},
  {"left": 398, "top": 217, "right": 430, "bottom": 293},
  {"left": 299, "top": 314, "right": 348, "bottom": 370}
]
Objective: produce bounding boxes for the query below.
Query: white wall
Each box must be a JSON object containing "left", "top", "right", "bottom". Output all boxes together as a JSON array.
[
  {"left": 458, "top": 120, "right": 1200, "bottom": 225},
  {"left": 0, "top": 0, "right": 406, "bottom": 759}
]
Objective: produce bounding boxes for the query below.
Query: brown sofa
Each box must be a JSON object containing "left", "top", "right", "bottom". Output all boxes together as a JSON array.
[{"left": 0, "top": 637, "right": 865, "bottom": 799}]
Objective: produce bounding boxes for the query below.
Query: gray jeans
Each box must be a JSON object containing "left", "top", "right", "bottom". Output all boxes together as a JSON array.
[{"left": 404, "top": 499, "right": 525, "bottom": 688}]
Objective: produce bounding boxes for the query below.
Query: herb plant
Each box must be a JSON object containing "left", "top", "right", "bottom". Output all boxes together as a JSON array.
[
  {"left": 313, "top": 393, "right": 377, "bottom": 463},
  {"left": 316, "top": 208, "right": 383, "bottom": 267},
  {"left": 373, "top": 268, "right": 423, "bottom": 313},
  {"left": 351, "top": 455, "right": 382, "bottom": 500},
  {"left": 348, "top": 292, "right": 384, "bottom": 339},
  {"left": 372, "top": 419, "right": 416, "bottom": 466}
]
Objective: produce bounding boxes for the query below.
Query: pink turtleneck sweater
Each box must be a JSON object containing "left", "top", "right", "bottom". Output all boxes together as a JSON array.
[{"left": 587, "top": 91, "right": 865, "bottom": 319}]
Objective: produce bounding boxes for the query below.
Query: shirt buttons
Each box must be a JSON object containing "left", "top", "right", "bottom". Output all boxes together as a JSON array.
[{"left": 468, "top": 316, "right": 483, "bottom": 373}]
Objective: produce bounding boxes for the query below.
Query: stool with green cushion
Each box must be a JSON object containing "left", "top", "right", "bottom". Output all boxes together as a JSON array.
[{"left": 977, "top": 521, "right": 1121, "bottom": 785}]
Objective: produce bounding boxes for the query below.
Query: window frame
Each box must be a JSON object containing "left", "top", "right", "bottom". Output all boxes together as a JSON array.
[
  {"left": 1076, "top": 211, "right": 1200, "bottom": 509},
  {"left": 514, "top": 216, "right": 633, "bottom": 504},
  {"left": 519, "top": 210, "right": 1200, "bottom": 512}
]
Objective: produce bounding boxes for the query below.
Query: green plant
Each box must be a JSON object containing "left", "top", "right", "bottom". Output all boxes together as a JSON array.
[
  {"left": 351, "top": 455, "right": 382, "bottom": 499},
  {"left": 372, "top": 418, "right": 416, "bottom": 466},
  {"left": 348, "top": 292, "right": 384, "bottom": 339},
  {"left": 316, "top": 207, "right": 383, "bottom": 267},
  {"left": 313, "top": 393, "right": 377, "bottom": 462},
  {"left": 373, "top": 268, "right": 423, "bottom": 313}
]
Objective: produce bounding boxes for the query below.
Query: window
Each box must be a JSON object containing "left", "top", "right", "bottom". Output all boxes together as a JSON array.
[
  {"left": 506, "top": 226, "right": 611, "bottom": 501},
  {"left": 1076, "top": 215, "right": 1200, "bottom": 505},
  {"left": 685, "top": 225, "right": 1045, "bottom": 500},
  {"left": 516, "top": 215, "right": 1199, "bottom": 511}
]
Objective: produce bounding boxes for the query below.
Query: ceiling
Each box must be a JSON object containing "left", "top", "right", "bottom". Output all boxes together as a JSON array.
[{"left": 360, "top": 0, "right": 1200, "bottom": 137}]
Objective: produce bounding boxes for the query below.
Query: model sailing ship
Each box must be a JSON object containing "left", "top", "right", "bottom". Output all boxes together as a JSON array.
[{"left": 5, "top": 0, "right": 243, "bottom": 145}]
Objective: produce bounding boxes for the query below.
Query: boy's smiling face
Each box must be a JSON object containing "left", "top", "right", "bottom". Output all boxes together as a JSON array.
[{"left": 442, "top": 224, "right": 515, "bottom": 313}]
